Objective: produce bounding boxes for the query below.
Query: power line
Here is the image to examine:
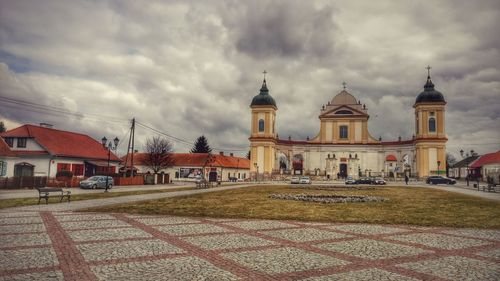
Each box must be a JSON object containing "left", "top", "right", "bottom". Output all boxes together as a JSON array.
[
  {"left": 0, "top": 96, "right": 130, "bottom": 124},
  {"left": 136, "top": 121, "right": 249, "bottom": 152},
  {"left": 1, "top": 96, "right": 249, "bottom": 152}
]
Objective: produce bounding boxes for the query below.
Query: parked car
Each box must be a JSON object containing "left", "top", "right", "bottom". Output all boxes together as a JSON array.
[
  {"left": 300, "top": 176, "right": 311, "bottom": 184},
  {"left": 426, "top": 176, "right": 456, "bottom": 185},
  {"left": 373, "top": 177, "right": 386, "bottom": 185},
  {"left": 355, "top": 177, "right": 374, "bottom": 184},
  {"left": 291, "top": 176, "right": 300, "bottom": 184},
  {"left": 345, "top": 176, "right": 356, "bottom": 185},
  {"left": 79, "top": 176, "right": 114, "bottom": 189}
]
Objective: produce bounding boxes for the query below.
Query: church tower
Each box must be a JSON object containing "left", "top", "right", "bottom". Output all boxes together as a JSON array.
[
  {"left": 249, "top": 72, "right": 277, "bottom": 179},
  {"left": 414, "top": 66, "right": 447, "bottom": 177}
]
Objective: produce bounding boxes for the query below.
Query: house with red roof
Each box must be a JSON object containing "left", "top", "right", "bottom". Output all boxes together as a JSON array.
[
  {"left": 0, "top": 137, "right": 18, "bottom": 177},
  {"left": 121, "top": 152, "right": 250, "bottom": 183},
  {"left": 469, "top": 150, "right": 500, "bottom": 182},
  {"left": 0, "top": 124, "right": 121, "bottom": 178}
]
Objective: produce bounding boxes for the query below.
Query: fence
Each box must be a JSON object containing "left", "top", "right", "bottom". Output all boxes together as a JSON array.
[
  {"left": 0, "top": 176, "right": 47, "bottom": 189},
  {"left": 0, "top": 175, "right": 145, "bottom": 189},
  {"left": 113, "top": 176, "right": 144, "bottom": 186}
]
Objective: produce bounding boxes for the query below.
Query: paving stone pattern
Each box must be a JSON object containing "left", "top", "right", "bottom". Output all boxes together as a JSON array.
[{"left": 0, "top": 211, "right": 498, "bottom": 280}]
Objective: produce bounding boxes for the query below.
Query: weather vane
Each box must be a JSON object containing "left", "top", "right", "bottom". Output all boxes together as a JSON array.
[{"left": 342, "top": 81, "right": 347, "bottom": 90}]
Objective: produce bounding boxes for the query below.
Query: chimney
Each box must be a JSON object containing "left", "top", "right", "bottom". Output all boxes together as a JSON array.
[
  {"left": 219, "top": 151, "right": 224, "bottom": 156},
  {"left": 39, "top": 123, "right": 53, "bottom": 128},
  {"left": 230, "top": 153, "right": 234, "bottom": 157}
]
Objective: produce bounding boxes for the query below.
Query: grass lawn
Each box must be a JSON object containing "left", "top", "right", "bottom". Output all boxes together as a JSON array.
[
  {"left": 86, "top": 185, "right": 500, "bottom": 228},
  {"left": 0, "top": 187, "right": 194, "bottom": 209}
]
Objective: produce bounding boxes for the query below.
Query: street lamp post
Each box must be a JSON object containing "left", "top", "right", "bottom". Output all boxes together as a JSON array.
[
  {"left": 101, "top": 136, "right": 119, "bottom": 192},
  {"left": 254, "top": 163, "right": 258, "bottom": 182}
]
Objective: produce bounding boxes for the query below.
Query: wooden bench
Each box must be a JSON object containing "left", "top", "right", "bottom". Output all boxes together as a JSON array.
[
  {"left": 482, "top": 184, "right": 497, "bottom": 193},
  {"left": 36, "top": 188, "right": 71, "bottom": 204}
]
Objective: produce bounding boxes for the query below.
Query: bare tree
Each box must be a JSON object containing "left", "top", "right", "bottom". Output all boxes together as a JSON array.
[{"left": 144, "top": 136, "right": 173, "bottom": 175}]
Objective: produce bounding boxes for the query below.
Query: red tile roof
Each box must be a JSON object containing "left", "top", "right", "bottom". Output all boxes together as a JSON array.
[
  {"left": 0, "top": 138, "right": 16, "bottom": 157},
  {"left": 121, "top": 153, "right": 250, "bottom": 169},
  {"left": 470, "top": 151, "right": 500, "bottom": 168},
  {"left": 0, "top": 124, "right": 120, "bottom": 161}
]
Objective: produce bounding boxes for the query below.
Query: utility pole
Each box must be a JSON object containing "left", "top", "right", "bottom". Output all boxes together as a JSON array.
[
  {"left": 122, "top": 118, "right": 136, "bottom": 177},
  {"left": 130, "top": 118, "right": 135, "bottom": 177}
]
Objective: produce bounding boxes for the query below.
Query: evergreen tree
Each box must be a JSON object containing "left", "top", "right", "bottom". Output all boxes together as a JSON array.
[
  {"left": 191, "top": 135, "right": 212, "bottom": 153},
  {"left": 246, "top": 150, "right": 251, "bottom": 160},
  {"left": 0, "top": 121, "right": 5, "bottom": 133}
]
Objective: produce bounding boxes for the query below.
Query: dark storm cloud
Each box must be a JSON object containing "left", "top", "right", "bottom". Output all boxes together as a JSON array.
[
  {"left": 0, "top": 0, "right": 499, "bottom": 157},
  {"left": 222, "top": 1, "right": 337, "bottom": 60}
]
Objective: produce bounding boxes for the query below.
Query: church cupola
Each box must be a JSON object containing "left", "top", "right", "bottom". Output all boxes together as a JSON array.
[
  {"left": 250, "top": 76, "right": 277, "bottom": 107},
  {"left": 415, "top": 67, "right": 446, "bottom": 104}
]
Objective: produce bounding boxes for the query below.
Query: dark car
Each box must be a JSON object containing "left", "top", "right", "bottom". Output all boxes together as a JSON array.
[
  {"left": 426, "top": 176, "right": 456, "bottom": 185},
  {"left": 355, "top": 177, "right": 374, "bottom": 184}
]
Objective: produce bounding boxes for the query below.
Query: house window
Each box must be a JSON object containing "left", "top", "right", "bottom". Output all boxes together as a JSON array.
[
  {"left": 243, "top": 173, "right": 246, "bottom": 179},
  {"left": 71, "top": 164, "right": 84, "bottom": 176},
  {"left": 17, "top": 138, "right": 27, "bottom": 148},
  {"left": 429, "top": 117, "right": 436, "bottom": 132},
  {"left": 0, "top": 161, "right": 6, "bottom": 176},
  {"left": 57, "top": 163, "right": 71, "bottom": 172},
  {"left": 258, "top": 119, "right": 265, "bottom": 132},
  {"left": 339, "top": 125, "right": 348, "bottom": 139},
  {"left": 5, "top": 138, "right": 14, "bottom": 147}
]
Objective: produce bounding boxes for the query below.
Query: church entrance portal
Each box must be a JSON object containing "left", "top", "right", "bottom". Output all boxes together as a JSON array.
[{"left": 339, "top": 163, "right": 347, "bottom": 179}]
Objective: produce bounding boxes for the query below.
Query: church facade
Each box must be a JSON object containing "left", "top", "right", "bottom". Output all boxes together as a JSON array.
[{"left": 249, "top": 70, "right": 447, "bottom": 179}]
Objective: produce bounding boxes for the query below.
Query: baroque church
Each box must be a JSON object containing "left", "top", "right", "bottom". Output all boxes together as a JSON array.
[{"left": 249, "top": 69, "right": 447, "bottom": 179}]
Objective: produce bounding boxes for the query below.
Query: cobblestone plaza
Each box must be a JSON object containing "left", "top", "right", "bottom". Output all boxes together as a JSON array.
[{"left": 1, "top": 210, "right": 499, "bottom": 280}]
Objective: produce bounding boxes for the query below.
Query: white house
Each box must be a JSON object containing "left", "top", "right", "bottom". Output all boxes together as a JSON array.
[
  {"left": 121, "top": 152, "right": 250, "bottom": 183},
  {"left": 0, "top": 124, "right": 121, "bottom": 178}
]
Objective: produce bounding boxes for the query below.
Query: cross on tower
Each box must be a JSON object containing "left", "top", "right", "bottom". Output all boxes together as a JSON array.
[
  {"left": 342, "top": 81, "right": 347, "bottom": 90},
  {"left": 426, "top": 65, "right": 432, "bottom": 77},
  {"left": 263, "top": 70, "right": 267, "bottom": 80}
]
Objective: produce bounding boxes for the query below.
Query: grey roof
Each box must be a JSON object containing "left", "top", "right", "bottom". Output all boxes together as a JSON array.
[
  {"left": 451, "top": 155, "right": 480, "bottom": 168},
  {"left": 250, "top": 79, "right": 277, "bottom": 107}
]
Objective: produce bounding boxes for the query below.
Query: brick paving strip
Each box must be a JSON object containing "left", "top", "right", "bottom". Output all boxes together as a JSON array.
[
  {"left": 1, "top": 209, "right": 499, "bottom": 280},
  {"left": 40, "top": 212, "right": 98, "bottom": 281}
]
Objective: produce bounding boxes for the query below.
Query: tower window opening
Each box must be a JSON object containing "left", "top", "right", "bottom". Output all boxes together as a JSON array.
[
  {"left": 258, "top": 119, "right": 265, "bottom": 132},
  {"left": 429, "top": 117, "right": 436, "bottom": 132}
]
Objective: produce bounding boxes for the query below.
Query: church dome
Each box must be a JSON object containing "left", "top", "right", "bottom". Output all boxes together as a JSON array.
[
  {"left": 250, "top": 79, "right": 277, "bottom": 107},
  {"left": 331, "top": 90, "right": 357, "bottom": 105},
  {"left": 415, "top": 74, "right": 445, "bottom": 104}
]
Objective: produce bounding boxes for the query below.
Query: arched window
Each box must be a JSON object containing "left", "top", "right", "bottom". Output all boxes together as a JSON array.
[
  {"left": 339, "top": 125, "right": 348, "bottom": 139},
  {"left": 428, "top": 117, "right": 436, "bottom": 132},
  {"left": 258, "top": 119, "right": 265, "bottom": 132}
]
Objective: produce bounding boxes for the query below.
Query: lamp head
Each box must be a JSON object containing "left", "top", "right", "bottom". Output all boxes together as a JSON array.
[{"left": 101, "top": 136, "right": 107, "bottom": 147}]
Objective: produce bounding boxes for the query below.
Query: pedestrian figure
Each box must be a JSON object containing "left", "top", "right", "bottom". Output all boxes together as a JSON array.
[
  {"left": 405, "top": 175, "right": 409, "bottom": 185},
  {"left": 466, "top": 175, "right": 469, "bottom": 186},
  {"left": 337, "top": 172, "right": 340, "bottom": 180}
]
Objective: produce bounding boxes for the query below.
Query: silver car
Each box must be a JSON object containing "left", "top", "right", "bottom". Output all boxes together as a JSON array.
[
  {"left": 300, "top": 176, "right": 312, "bottom": 184},
  {"left": 79, "top": 176, "right": 114, "bottom": 189},
  {"left": 290, "top": 176, "right": 300, "bottom": 184}
]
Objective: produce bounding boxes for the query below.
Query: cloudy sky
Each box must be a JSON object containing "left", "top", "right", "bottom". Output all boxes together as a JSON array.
[{"left": 1, "top": 0, "right": 499, "bottom": 158}]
